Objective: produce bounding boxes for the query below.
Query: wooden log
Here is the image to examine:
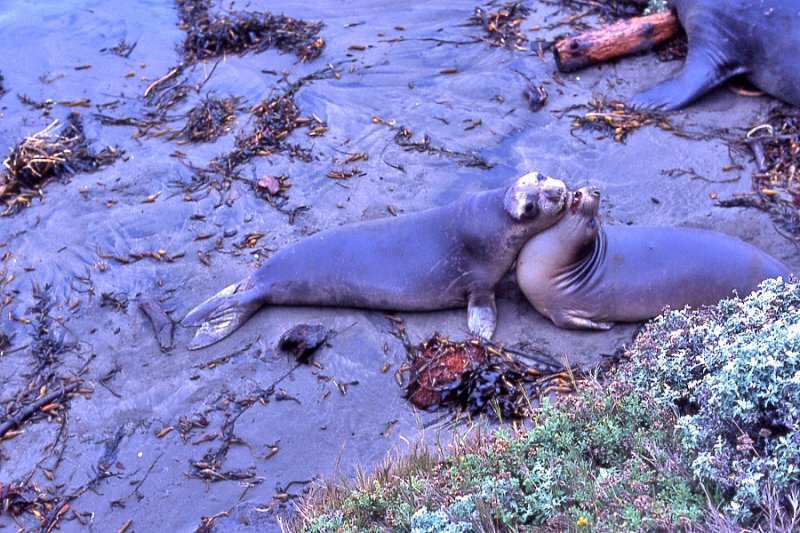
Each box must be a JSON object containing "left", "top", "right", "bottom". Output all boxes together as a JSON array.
[{"left": 554, "top": 11, "right": 680, "bottom": 73}]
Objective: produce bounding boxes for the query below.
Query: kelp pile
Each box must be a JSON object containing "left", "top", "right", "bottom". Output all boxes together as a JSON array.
[
  {"left": 402, "top": 336, "right": 587, "bottom": 420},
  {"left": 1, "top": 113, "right": 121, "bottom": 215},
  {"left": 176, "top": 0, "right": 325, "bottom": 63},
  {"left": 568, "top": 95, "right": 672, "bottom": 142},
  {"left": 469, "top": 2, "right": 531, "bottom": 51},
  {"left": 724, "top": 110, "right": 800, "bottom": 239}
]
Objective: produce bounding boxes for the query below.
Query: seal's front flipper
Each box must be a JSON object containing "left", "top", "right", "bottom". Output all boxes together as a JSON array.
[
  {"left": 630, "top": 49, "right": 738, "bottom": 110},
  {"left": 467, "top": 290, "right": 497, "bottom": 339},
  {"left": 182, "top": 277, "right": 262, "bottom": 350}
]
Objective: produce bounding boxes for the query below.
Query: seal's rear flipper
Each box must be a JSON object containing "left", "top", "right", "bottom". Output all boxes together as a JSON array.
[
  {"left": 182, "top": 278, "right": 262, "bottom": 350},
  {"left": 630, "top": 50, "right": 738, "bottom": 110}
]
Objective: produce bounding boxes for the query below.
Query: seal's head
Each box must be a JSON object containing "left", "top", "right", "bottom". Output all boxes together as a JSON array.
[
  {"left": 503, "top": 171, "right": 567, "bottom": 222},
  {"left": 560, "top": 186, "right": 602, "bottom": 247}
]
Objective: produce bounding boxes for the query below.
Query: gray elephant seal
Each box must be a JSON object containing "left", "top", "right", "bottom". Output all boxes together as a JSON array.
[
  {"left": 516, "top": 187, "right": 790, "bottom": 330},
  {"left": 182, "top": 172, "right": 568, "bottom": 349},
  {"left": 631, "top": 0, "right": 800, "bottom": 110}
]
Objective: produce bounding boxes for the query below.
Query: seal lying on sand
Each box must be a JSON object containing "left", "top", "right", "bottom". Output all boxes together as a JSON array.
[
  {"left": 516, "top": 187, "right": 790, "bottom": 330},
  {"left": 183, "top": 172, "right": 568, "bottom": 349},
  {"left": 631, "top": 0, "right": 800, "bottom": 110}
]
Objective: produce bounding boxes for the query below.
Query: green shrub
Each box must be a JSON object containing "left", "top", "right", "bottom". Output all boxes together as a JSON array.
[{"left": 623, "top": 277, "right": 800, "bottom": 520}]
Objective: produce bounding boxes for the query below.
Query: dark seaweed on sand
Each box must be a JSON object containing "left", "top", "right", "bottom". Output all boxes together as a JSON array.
[{"left": 176, "top": 0, "right": 325, "bottom": 63}]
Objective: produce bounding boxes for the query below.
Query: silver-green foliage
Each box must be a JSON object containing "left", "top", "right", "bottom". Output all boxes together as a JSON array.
[
  {"left": 644, "top": 0, "right": 669, "bottom": 14},
  {"left": 624, "top": 277, "right": 800, "bottom": 520}
]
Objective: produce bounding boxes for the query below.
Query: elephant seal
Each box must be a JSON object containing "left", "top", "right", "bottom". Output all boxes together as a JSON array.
[
  {"left": 182, "top": 172, "right": 568, "bottom": 349},
  {"left": 631, "top": 0, "right": 800, "bottom": 110},
  {"left": 516, "top": 187, "right": 790, "bottom": 329}
]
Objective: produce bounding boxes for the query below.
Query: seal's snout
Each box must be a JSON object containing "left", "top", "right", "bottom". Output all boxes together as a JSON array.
[
  {"left": 570, "top": 186, "right": 601, "bottom": 215},
  {"left": 544, "top": 186, "right": 566, "bottom": 203}
]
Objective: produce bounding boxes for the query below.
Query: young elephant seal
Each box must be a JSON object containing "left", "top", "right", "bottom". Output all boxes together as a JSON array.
[
  {"left": 516, "top": 187, "right": 790, "bottom": 330},
  {"left": 183, "top": 172, "right": 568, "bottom": 349},
  {"left": 631, "top": 0, "right": 800, "bottom": 110}
]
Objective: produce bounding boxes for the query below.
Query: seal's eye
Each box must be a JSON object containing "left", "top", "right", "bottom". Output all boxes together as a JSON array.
[
  {"left": 524, "top": 202, "right": 534, "bottom": 213},
  {"left": 588, "top": 218, "right": 597, "bottom": 229},
  {"left": 536, "top": 173, "right": 545, "bottom": 182}
]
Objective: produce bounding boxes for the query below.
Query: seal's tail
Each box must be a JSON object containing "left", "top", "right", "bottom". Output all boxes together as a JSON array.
[{"left": 181, "top": 278, "right": 262, "bottom": 350}]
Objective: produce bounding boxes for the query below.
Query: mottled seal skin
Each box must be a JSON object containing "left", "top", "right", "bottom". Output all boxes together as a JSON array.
[
  {"left": 631, "top": 0, "right": 800, "bottom": 110},
  {"left": 516, "top": 187, "right": 790, "bottom": 330},
  {"left": 182, "top": 172, "right": 568, "bottom": 349}
]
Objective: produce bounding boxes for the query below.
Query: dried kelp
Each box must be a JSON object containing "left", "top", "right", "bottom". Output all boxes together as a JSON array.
[
  {"left": 402, "top": 336, "right": 584, "bottom": 420},
  {"left": 1, "top": 113, "right": 122, "bottom": 215},
  {"left": 177, "top": 0, "right": 325, "bottom": 63},
  {"left": 469, "top": 2, "right": 531, "bottom": 51},
  {"left": 568, "top": 95, "right": 672, "bottom": 142}
]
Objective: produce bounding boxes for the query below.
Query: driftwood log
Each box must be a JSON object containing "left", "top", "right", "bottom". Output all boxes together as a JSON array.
[{"left": 554, "top": 11, "right": 680, "bottom": 73}]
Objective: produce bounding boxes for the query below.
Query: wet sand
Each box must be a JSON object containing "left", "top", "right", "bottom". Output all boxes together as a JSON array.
[{"left": 0, "top": 1, "right": 797, "bottom": 531}]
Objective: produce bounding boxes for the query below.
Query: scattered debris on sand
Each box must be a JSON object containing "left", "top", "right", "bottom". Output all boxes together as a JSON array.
[
  {"left": 393, "top": 125, "right": 495, "bottom": 169},
  {"left": 720, "top": 111, "right": 800, "bottom": 240},
  {"left": 139, "top": 297, "right": 175, "bottom": 352}
]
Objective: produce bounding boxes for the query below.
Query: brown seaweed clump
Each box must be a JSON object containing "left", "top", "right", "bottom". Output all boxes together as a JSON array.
[
  {"left": 1, "top": 113, "right": 121, "bottom": 215},
  {"left": 402, "top": 336, "right": 584, "bottom": 420},
  {"left": 469, "top": 2, "right": 531, "bottom": 51},
  {"left": 176, "top": 0, "right": 325, "bottom": 63}
]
